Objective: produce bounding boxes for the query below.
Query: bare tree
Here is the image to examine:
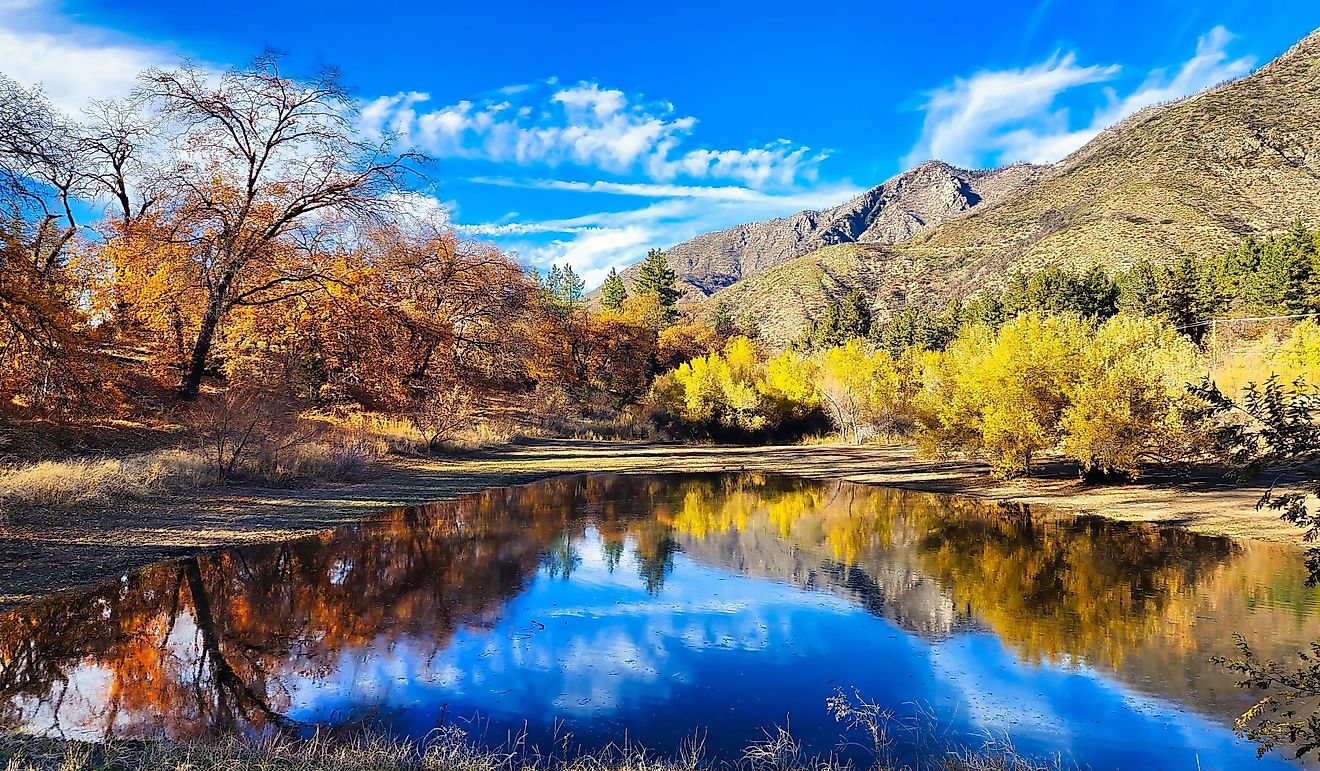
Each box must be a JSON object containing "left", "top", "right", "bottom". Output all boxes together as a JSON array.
[
  {"left": 132, "top": 55, "right": 418, "bottom": 400},
  {"left": 0, "top": 75, "right": 84, "bottom": 273},
  {"left": 0, "top": 77, "right": 100, "bottom": 411}
]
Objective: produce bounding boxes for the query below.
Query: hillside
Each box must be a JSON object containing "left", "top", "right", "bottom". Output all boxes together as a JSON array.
[
  {"left": 710, "top": 27, "right": 1320, "bottom": 345},
  {"left": 611, "top": 161, "right": 1042, "bottom": 303}
]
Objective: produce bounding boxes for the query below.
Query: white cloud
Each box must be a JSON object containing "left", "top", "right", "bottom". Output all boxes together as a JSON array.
[
  {"left": 0, "top": 0, "right": 174, "bottom": 112},
  {"left": 906, "top": 26, "right": 1255, "bottom": 169},
  {"left": 469, "top": 176, "right": 826, "bottom": 203},
  {"left": 361, "top": 81, "right": 827, "bottom": 189},
  {"left": 456, "top": 182, "right": 864, "bottom": 287}
]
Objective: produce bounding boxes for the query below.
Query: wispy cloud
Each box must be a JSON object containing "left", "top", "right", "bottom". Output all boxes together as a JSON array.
[
  {"left": 468, "top": 176, "right": 829, "bottom": 202},
  {"left": 362, "top": 82, "right": 829, "bottom": 189},
  {"left": 456, "top": 183, "right": 864, "bottom": 287},
  {"left": 905, "top": 26, "right": 1255, "bottom": 168}
]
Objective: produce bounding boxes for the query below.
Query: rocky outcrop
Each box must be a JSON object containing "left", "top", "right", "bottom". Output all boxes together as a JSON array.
[{"left": 613, "top": 161, "right": 1043, "bottom": 303}]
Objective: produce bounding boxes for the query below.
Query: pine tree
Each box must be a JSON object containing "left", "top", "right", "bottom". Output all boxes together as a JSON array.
[
  {"left": 811, "top": 303, "right": 844, "bottom": 349},
  {"left": 1118, "top": 260, "right": 1160, "bottom": 316},
  {"left": 539, "top": 263, "right": 585, "bottom": 316},
  {"left": 561, "top": 264, "right": 585, "bottom": 307},
  {"left": 739, "top": 311, "right": 762, "bottom": 341},
  {"left": 1001, "top": 272, "right": 1031, "bottom": 317},
  {"left": 960, "top": 294, "right": 1005, "bottom": 328},
  {"left": 1247, "top": 236, "right": 1313, "bottom": 314},
  {"left": 1076, "top": 265, "right": 1119, "bottom": 319},
  {"left": 635, "top": 249, "right": 680, "bottom": 321},
  {"left": 709, "top": 299, "right": 736, "bottom": 336},
  {"left": 838, "top": 290, "right": 873, "bottom": 340},
  {"left": 600, "top": 268, "right": 628, "bottom": 311}
]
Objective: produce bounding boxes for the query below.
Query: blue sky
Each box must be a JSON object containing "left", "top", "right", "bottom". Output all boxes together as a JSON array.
[{"left": 2, "top": 0, "right": 1317, "bottom": 286}]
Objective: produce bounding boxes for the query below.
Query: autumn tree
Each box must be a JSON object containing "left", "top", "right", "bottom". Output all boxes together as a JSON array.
[
  {"left": 917, "top": 314, "right": 1086, "bottom": 476},
  {"left": 310, "top": 223, "right": 535, "bottom": 410},
  {"left": 817, "top": 341, "right": 910, "bottom": 444},
  {"left": 116, "top": 56, "right": 415, "bottom": 400},
  {"left": 1059, "top": 315, "right": 1202, "bottom": 477},
  {"left": 0, "top": 76, "right": 102, "bottom": 414},
  {"left": 650, "top": 336, "right": 824, "bottom": 438}
]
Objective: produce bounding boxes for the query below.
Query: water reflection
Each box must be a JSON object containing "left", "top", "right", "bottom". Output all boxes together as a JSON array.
[{"left": 1, "top": 474, "right": 1316, "bottom": 769}]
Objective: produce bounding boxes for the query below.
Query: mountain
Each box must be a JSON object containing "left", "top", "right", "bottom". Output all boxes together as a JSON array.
[
  {"left": 689, "top": 27, "right": 1320, "bottom": 346},
  {"left": 611, "top": 161, "right": 1043, "bottom": 303}
]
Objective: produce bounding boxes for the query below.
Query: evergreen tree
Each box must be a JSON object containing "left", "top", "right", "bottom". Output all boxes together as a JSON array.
[
  {"left": 709, "top": 299, "right": 736, "bottom": 336},
  {"left": 1118, "top": 259, "right": 1161, "bottom": 316},
  {"left": 838, "top": 290, "right": 873, "bottom": 340},
  {"left": 739, "top": 311, "right": 762, "bottom": 341},
  {"left": 538, "top": 263, "right": 586, "bottom": 317},
  {"left": 874, "top": 306, "right": 959, "bottom": 357},
  {"left": 960, "top": 294, "right": 1005, "bottom": 328},
  {"left": 600, "top": 267, "right": 628, "bottom": 311},
  {"left": 1155, "top": 256, "right": 1215, "bottom": 341},
  {"left": 1246, "top": 235, "right": 1314, "bottom": 314},
  {"left": 635, "top": 249, "right": 680, "bottom": 321},
  {"left": 1075, "top": 265, "right": 1120, "bottom": 319},
  {"left": 796, "top": 291, "right": 873, "bottom": 350},
  {"left": 811, "top": 302, "right": 845, "bottom": 348},
  {"left": 1001, "top": 272, "right": 1032, "bottom": 317}
]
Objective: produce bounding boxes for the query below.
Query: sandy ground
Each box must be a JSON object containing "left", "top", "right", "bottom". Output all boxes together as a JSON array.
[{"left": 0, "top": 440, "right": 1300, "bottom": 608}]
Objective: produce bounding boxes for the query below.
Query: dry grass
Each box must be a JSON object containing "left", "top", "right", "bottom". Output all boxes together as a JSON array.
[
  {"left": 0, "top": 432, "right": 374, "bottom": 516},
  {"left": 330, "top": 399, "right": 658, "bottom": 459},
  {"left": 1203, "top": 320, "right": 1318, "bottom": 397},
  {"left": 0, "top": 726, "right": 1067, "bottom": 771},
  {"left": 0, "top": 399, "right": 653, "bottom": 517},
  {"left": 330, "top": 412, "right": 536, "bottom": 456},
  {"left": 0, "top": 449, "right": 215, "bottom": 512}
]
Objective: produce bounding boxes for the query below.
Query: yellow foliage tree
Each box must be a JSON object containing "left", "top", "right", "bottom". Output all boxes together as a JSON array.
[
  {"left": 759, "top": 349, "right": 821, "bottom": 425},
  {"left": 1060, "top": 314, "right": 1201, "bottom": 477},
  {"left": 917, "top": 313, "right": 1087, "bottom": 476},
  {"left": 817, "top": 340, "right": 909, "bottom": 444},
  {"left": 1276, "top": 319, "right": 1320, "bottom": 384},
  {"left": 653, "top": 336, "right": 773, "bottom": 433}
]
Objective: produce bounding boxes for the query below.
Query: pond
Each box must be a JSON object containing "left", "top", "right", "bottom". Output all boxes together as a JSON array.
[{"left": 2, "top": 473, "right": 1318, "bottom": 769}]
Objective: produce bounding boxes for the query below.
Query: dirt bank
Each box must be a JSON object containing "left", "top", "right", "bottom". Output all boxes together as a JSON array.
[{"left": 0, "top": 440, "right": 1299, "bottom": 607}]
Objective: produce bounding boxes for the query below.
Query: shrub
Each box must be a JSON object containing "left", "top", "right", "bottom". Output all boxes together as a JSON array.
[
  {"left": 917, "top": 314, "right": 1086, "bottom": 476},
  {"left": 1059, "top": 315, "right": 1204, "bottom": 477}
]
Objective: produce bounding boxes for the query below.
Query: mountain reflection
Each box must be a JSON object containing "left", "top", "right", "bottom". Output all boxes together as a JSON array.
[{"left": 1, "top": 473, "right": 1317, "bottom": 767}]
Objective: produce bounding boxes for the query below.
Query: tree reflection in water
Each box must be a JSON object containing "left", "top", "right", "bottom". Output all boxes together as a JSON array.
[{"left": 0, "top": 473, "right": 1317, "bottom": 761}]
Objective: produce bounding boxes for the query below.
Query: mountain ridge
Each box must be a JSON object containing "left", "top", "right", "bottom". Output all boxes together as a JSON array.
[
  {"left": 699, "top": 26, "right": 1320, "bottom": 345},
  {"left": 608, "top": 160, "right": 1044, "bottom": 303}
]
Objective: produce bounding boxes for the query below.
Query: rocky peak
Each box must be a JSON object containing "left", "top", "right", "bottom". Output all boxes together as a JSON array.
[{"left": 612, "top": 160, "right": 1043, "bottom": 303}]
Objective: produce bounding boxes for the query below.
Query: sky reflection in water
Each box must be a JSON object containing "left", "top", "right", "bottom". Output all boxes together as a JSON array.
[{"left": 2, "top": 474, "right": 1318, "bottom": 770}]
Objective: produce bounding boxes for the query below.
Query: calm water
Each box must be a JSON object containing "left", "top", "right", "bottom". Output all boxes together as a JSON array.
[{"left": 3, "top": 474, "right": 1319, "bottom": 769}]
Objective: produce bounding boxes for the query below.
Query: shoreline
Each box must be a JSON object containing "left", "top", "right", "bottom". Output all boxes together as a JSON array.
[{"left": 0, "top": 439, "right": 1301, "bottom": 608}]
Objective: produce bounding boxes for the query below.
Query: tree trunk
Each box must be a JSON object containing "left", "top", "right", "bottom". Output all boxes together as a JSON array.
[
  {"left": 180, "top": 297, "right": 224, "bottom": 401},
  {"left": 180, "top": 268, "right": 237, "bottom": 401}
]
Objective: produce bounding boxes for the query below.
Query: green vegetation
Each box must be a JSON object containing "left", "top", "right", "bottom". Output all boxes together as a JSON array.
[
  {"left": 600, "top": 268, "right": 628, "bottom": 311},
  {"left": 538, "top": 264, "right": 587, "bottom": 316},
  {"left": 634, "top": 248, "right": 681, "bottom": 322},
  {"left": 794, "top": 289, "right": 873, "bottom": 350}
]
